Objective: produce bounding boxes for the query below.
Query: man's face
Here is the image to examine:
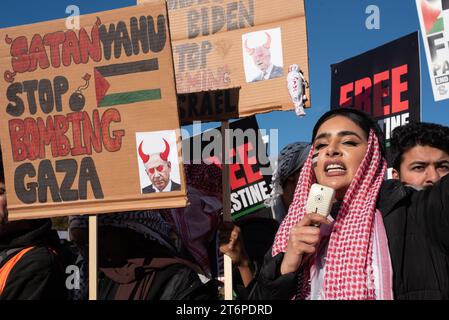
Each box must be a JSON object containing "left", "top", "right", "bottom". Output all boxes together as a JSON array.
[
  {"left": 0, "top": 181, "right": 7, "bottom": 225},
  {"left": 393, "top": 145, "right": 449, "bottom": 188},
  {"left": 252, "top": 46, "right": 271, "bottom": 73},
  {"left": 145, "top": 156, "right": 171, "bottom": 191}
]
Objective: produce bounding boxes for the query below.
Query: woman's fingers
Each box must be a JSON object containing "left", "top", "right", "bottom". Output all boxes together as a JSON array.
[
  {"left": 296, "top": 226, "right": 321, "bottom": 236},
  {"left": 300, "top": 213, "right": 330, "bottom": 226},
  {"left": 296, "top": 243, "right": 316, "bottom": 255},
  {"left": 281, "top": 212, "right": 331, "bottom": 275},
  {"left": 296, "top": 233, "right": 320, "bottom": 246},
  {"left": 286, "top": 216, "right": 324, "bottom": 255},
  {"left": 228, "top": 232, "right": 237, "bottom": 250}
]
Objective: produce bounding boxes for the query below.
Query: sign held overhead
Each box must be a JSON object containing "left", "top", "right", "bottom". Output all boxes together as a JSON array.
[{"left": 0, "top": 1, "right": 187, "bottom": 220}]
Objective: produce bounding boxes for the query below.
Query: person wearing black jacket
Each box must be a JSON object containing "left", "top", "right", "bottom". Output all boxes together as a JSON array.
[
  {"left": 249, "top": 109, "right": 449, "bottom": 300},
  {"left": 0, "top": 148, "right": 67, "bottom": 300},
  {"left": 250, "top": 175, "right": 449, "bottom": 300}
]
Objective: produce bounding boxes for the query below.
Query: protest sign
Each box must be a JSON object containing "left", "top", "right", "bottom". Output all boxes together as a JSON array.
[
  {"left": 138, "top": 0, "right": 310, "bottom": 123},
  {"left": 0, "top": 1, "right": 187, "bottom": 220},
  {"left": 183, "top": 116, "right": 272, "bottom": 220},
  {"left": 331, "top": 32, "right": 421, "bottom": 168},
  {"left": 416, "top": 0, "right": 449, "bottom": 101}
]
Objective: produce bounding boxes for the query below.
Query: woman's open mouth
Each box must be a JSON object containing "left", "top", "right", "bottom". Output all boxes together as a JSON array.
[{"left": 324, "top": 161, "right": 347, "bottom": 176}]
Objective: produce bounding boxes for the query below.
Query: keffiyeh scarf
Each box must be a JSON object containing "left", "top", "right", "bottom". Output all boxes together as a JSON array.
[{"left": 272, "top": 130, "right": 392, "bottom": 300}]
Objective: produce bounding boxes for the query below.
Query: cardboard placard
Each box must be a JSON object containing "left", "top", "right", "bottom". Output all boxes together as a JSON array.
[
  {"left": 0, "top": 1, "right": 187, "bottom": 220},
  {"left": 330, "top": 32, "right": 421, "bottom": 168},
  {"left": 177, "top": 88, "right": 240, "bottom": 125},
  {"left": 139, "top": 0, "right": 310, "bottom": 123}
]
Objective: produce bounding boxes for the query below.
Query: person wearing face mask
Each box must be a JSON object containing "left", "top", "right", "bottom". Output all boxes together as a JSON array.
[
  {"left": 390, "top": 122, "right": 449, "bottom": 190},
  {"left": 249, "top": 108, "right": 449, "bottom": 300}
]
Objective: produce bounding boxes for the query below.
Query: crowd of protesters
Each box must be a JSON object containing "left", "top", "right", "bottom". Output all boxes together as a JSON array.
[{"left": 2, "top": 108, "right": 449, "bottom": 300}]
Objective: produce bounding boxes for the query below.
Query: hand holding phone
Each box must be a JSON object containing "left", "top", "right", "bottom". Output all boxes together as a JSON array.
[
  {"left": 280, "top": 184, "right": 335, "bottom": 275},
  {"left": 280, "top": 207, "right": 331, "bottom": 275}
]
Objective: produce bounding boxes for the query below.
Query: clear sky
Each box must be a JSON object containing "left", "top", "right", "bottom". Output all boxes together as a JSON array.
[{"left": 0, "top": 0, "right": 445, "bottom": 154}]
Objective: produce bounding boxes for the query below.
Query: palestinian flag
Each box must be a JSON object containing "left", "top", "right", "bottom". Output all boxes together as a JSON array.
[
  {"left": 94, "top": 58, "right": 161, "bottom": 108},
  {"left": 420, "top": 0, "right": 448, "bottom": 35}
]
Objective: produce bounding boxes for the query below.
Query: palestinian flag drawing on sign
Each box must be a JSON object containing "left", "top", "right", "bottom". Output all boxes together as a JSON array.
[
  {"left": 94, "top": 58, "right": 161, "bottom": 107},
  {"left": 419, "top": 0, "right": 449, "bottom": 34}
]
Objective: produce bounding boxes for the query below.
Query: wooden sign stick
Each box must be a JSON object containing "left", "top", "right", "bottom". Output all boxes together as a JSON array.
[{"left": 88, "top": 215, "right": 98, "bottom": 300}]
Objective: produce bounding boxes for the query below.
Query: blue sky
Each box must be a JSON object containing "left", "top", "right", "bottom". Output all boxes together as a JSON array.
[{"left": 0, "top": 0, "right": 445, "bottom": 154}]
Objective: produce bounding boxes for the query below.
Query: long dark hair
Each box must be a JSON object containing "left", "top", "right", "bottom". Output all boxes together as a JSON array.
[{"left": 312, "top": 108, "right": 386, "bottom": 157}]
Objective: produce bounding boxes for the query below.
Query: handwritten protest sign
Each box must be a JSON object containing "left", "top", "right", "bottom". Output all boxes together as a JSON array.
[
  {"left": 0, "top": 1, "right": 187, "bottom": 220},
  {"left": 138, "top": 0, "right": 310, "bottom": 123}
]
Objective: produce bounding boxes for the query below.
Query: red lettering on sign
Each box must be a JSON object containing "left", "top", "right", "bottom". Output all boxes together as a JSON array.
[
  {"left": 339, "top": 82, "right": 353, "bottom": 108},
  {"left": 354, "top": 77, "right": 371, "bottom": 114},
  {"left": 338, "top": 64, "right": 409, "bottom": 116},
  {"left": 29, "top": 34, "right": 50, "bottom": 72},
  {"left": 9, "top": 119, "right": 27, "bottom": 161},
  {"left": 101, "top": 108, "right": 125, "bottom": 152},
  {"left": 237, "top": 142, "right": 262, "bottom": 185},
  {"left": 23, "top": 118, "right": 40, "bottom": 160},
  {"left": 67, "top": 112, "right": 87, "bottom": 156},
  {"left": 207, "top": 141, "right": 263, "bottom": 190},
  {"left": 11, "top": 36, "right": 30, "bottom": 73},
  {"left": 7, "top": 24, "right": 101, "bottom": 75},
  {"left": 391, "top": 64, "right": 408, "bottom": 113},
  {"left": 62, "top": 30, "right": 82, "bottom": 67},
  {"left": 83, "top": 110, "right": 102, "bottom": 155},
  {"left": 43, "top": 31, "right": 66, "bottom": 68},
  {"left": 8, "top": 110, "right": 124, "bottom": 161},
  {"left": 373, "top": 70, "right": 390, "bottom": 117},
  {"left": 37, "top": 117, "right": 57, "bottom": 159}
]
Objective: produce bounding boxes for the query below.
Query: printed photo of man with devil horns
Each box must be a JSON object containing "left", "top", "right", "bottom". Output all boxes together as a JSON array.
[
  {"left": 138, "top": 138, "right": 181, "bottom": 193},
  {"left": 244, "top": 29, "right": 284, "bottom": 83}
]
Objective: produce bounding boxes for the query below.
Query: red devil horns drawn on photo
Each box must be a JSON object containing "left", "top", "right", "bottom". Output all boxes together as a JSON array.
[
  {"left": 138, "top": 141, "right": 150, "bottom": 163},
  {"left": 244, "top": 32, "right": 272, "bottom": 55},
  {"left": 138, "top": 139, "right": 170, "bottom": 164},
  {"left": 160, "top": 139, "right": 170, "bottom": 161}
]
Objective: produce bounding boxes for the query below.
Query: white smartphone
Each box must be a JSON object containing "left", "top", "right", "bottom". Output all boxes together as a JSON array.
[{"left": 305, "top": 183, "right": 335, "bottom": 218}]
